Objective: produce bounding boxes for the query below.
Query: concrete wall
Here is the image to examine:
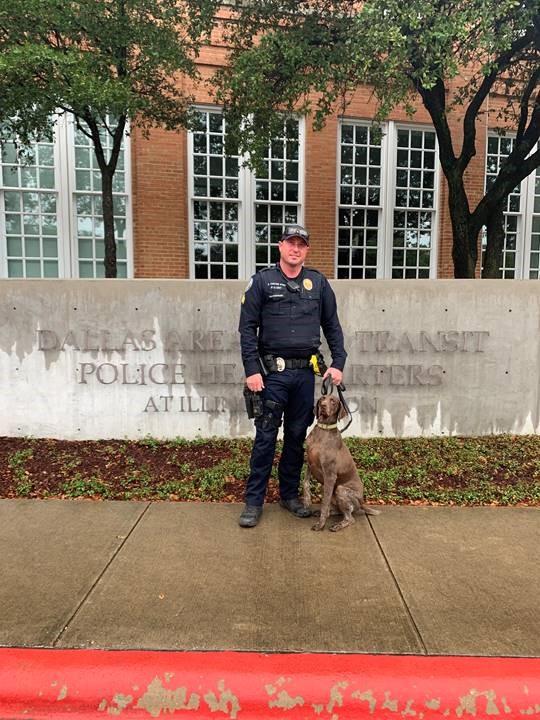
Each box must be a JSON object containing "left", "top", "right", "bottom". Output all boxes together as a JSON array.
[{"left": 1, "top": 279, "right": 538, "bottom": 440}]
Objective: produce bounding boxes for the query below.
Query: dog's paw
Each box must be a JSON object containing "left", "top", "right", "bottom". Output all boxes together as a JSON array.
[{"left": 311, "top": 522, "right": 325, "bottom": 531}]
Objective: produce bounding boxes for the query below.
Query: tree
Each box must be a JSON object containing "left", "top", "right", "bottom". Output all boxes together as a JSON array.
[
  {"left": 0, "top": 0, "right": 221, "bottom": 277},
  {"left": 214, "top": 0, "right": 540, "bottom": 278}
]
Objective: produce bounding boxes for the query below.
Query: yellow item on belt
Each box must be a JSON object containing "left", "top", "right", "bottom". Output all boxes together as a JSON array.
[{"left": 309, "top": 354, "right": 321, "bottom": 375}]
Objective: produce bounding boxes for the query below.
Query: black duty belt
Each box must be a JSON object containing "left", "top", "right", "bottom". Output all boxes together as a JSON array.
[{"left": 263, "top": 355, "right": 310, "bottom": 372}]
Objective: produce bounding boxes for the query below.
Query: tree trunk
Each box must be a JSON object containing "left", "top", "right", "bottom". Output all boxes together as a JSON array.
[
  {"left": 101, "top": 169, "right": 117, "bottom": 279},
  {"left": 446, "top": 178, "right": 478, "bottom": 278},
  {"left": 83, "top": 116, "right": 124, "bottom": 280},
  {"left": 451, "top": 223, "right": 478, "bottom": 278},
  {"left": 482, "top": 204, "right": 505, "bottom": 278}
]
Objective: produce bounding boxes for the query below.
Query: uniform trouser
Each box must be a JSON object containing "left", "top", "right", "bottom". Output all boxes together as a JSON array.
[{"left": 244, "top": 367, "right": 315, "bottom": 507}]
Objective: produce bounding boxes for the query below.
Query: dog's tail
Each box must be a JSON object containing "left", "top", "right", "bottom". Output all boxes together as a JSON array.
[{"left": 361, "top": 504, "right": 381, "bottom": 516}]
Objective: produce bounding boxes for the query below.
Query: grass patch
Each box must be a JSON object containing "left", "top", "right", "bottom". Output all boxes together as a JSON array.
[
  {"left": 60, "top": 473, "right": 111, "bottom": 499},
  {"left": 1, "top": 434, "right": 540, "bottom": 505},
  {"left": 8, "top": 448, "right": 34, "bottom": 496},
  {"left": 345, "top": 436, "right": 540, "bottom": 506}
]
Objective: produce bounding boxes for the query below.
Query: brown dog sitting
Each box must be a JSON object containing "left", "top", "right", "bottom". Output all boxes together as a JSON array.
[{"left": 302, "top": 393, "right": 380, "bottom": 531}]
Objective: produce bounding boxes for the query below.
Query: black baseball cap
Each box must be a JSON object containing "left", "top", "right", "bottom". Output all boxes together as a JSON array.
[{"left": 280, "top": 224, "right": 310, "bottom": 245}]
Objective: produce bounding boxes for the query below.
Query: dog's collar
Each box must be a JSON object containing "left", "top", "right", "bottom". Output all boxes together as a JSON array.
[{"left": 316, "top": 422, "right": 338, "bottom": 430}]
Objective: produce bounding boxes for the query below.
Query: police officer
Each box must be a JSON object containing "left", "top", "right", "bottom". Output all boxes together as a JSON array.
[{"left": 238, "top": 224, "right": 347, "bottom": 528}]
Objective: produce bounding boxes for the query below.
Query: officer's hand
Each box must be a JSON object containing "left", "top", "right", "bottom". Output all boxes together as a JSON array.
[
  {"left": 246, "top": 373, "right": 264, "bottom": 392},
  {"left": 323, "top": 367, "right": 343, "bottom": 386}
]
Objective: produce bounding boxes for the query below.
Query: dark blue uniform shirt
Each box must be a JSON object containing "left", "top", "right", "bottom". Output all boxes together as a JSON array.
[{"left": 239, "top": 264, "right": 347, "bottom": 377}]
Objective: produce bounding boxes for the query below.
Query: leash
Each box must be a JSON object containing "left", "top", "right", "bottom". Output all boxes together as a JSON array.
[{"left": 320, "top": 375, "right": 353, "bottom": 433}]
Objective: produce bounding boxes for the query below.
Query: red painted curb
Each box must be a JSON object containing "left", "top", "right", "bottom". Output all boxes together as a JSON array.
[{"left": 1, "top": 648, "right": 540, "bottom": 718}]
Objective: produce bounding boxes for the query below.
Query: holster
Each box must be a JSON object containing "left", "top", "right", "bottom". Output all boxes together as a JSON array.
[
  {"left": 243, "top": 386, "right": 263, "bottom": 419},
  {"left": 262, "top": 354, "right": 279, "bottom": 372},
  {"left": 309, "top": 350, "right": 328, "bottom": 376},
  {"left": 260, "top": 398, "right": 283, "bottom": 430},
  {"left": 316, "top": 350, "right": 328, "bottom": 375}
]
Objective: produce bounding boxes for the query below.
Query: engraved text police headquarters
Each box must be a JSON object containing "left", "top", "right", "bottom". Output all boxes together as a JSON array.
[{"left": 36, "top": 328, "right": 490, "bottom": 417}]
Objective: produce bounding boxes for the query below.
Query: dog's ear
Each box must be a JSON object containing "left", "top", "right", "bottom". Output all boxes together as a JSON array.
[
  {"left": 314, "top": 398, "right": 321, "bottom": 418},
  {"left": 338, "top": 401, "right": 348, "bottom": 420}
]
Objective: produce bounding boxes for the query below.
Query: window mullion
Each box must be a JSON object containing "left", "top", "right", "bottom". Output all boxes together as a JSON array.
[
  {"left": 298, "top": 116, "right": 306, "bottom": 227},
  {"left": 521, "top": 165, "right": 535, "bottom": 278},
  {"left": 0, "top": 189, "right": 7, "bottom": 278},
  {"left": 382, "top": 122, "right": 396, "bottom": 278},
  {"left": 123, "top": 124, "right": 134, "bottom": 279},
  {"left": 187, "top": 124, "right": 196, "bottom": 279},
  {"left": 57, "top": 114, "right": 74, "bottom": 278},
  {"left": 240, "top": 159, "right": 254, "bottom": 279},
  {"left": 430, "top": 134, "right": 440, "bottom": 279}
]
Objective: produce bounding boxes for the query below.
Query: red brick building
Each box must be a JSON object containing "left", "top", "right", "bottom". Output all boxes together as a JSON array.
[{"left": 1, "top": 38, "right": 539, "bottom": 282}]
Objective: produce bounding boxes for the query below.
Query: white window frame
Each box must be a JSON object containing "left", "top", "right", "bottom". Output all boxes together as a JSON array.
[
  {"left": 335, "top": 119, "right": 440, "bottom": 279},
  {"left": 522, "top": 165, "right": 540, "bottom": 279},
  {"left": 0, "top": 124, "right": 69, "bottom": 279},
  {"left": 0, "top": 113, "right": 133, "bottom": 279},
  {"left": 251, "top": 118, "right": 305, "bottom": 273},
  {"left": 187, "top": 106, "right": 246, "bottom": 280},
  {"left": 386, "top": 122, "right": 440, "bottom": 279},
  {"left": 56, "top": 119, "right": 74, "bottom": 277},
  {"left": 335, "top": 120, "right": 386, "bottom": 279},
  {"left": 187, "top": 105, "right": 305, "bottom": 280},
  {"left": 0, "top": 196, "right": 6, "bottom": 278},
  {"left": 65, "top": 115, "right": 133, "bottom": 279},
  {"left": 484, "top": 133, "right": 522, "bottom": 278},
  {"left": 483, "top": 133, "right": 540, "bottom": 279}
]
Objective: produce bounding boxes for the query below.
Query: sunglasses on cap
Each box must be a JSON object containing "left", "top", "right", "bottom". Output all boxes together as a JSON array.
[{"left": 280, "top": 224, "right": 310, "bottom": 244}]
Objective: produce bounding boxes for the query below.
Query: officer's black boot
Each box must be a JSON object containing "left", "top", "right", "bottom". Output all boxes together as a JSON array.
[
  {"left": 239, "top": 504, "right": 263, "bottom": 528},
  {"left": 279, "top": 497, "right": 312, "bottom": 518}
]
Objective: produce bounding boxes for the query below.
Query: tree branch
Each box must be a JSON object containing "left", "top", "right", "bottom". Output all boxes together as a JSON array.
[
  {"left": 473, "top": 144, "right": 540, "bottom": 227},
  {"left": 72, "top": 116, "right": 94, "bottom": 141},
  {"left": 417, "top": 79, "right": 458, "bottom": 172},
  {"left": 109, "top": 115, "right": 127, "bottom": 174},
  {"left": 461, "top": 27, "right": 537, "bottom": 169},
  {"left": 517, "top": 65, "right": 540, "bottom": 142}
]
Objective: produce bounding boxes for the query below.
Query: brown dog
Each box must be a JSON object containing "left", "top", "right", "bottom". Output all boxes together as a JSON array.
[{"left": 302, "top": 393, "right": 380, "bottom": 531}]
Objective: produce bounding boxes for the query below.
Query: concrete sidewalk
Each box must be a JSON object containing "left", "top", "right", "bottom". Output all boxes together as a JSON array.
[{"left": 1, "top": 499, "right": 539, "bottom": 658}]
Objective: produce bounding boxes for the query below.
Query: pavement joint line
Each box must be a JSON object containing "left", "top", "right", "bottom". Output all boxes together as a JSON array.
[
  {"left": 51, "top": 501, "right": 152, "bottom": 648},
  {"left": 367, "top": 514, "right": 428, "bottom": 655}
]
